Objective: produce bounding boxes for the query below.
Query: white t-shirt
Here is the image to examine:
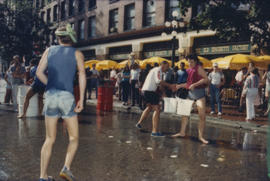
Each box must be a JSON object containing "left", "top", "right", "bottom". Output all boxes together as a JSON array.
[
  {"left": 130, "top": 69, "right": 140, "bottom": 80},
  {"left": 235, "top": 71, "right": 243, "bottom": 82},
  {"left": 142, "top": 67, "right": 162, "bottom": 91},
  {"left": 208, "top": 71, "right": 224, "bottom": 85},
  {"left": 110, "top": 70, "right": 117, "bottom": 79}
]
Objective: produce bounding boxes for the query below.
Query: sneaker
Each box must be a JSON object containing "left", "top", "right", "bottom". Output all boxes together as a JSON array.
[
  {"left": 60, "top": 166, "right": 75, "bottom": 181},
  {"left": 218, "top": 112, "right": 222, "bottom": 116},
  {"left": 39, "top": 176, "right": 55, "bottom": 181},
  {"left": 135, "top": 123, "right": 142, "bottom": 129},
  {"left": 210, "top": 111, "right": 215, "bottom": 115},
  {"left": 151, "top": 132, "right": 165, "bottom": 137}
]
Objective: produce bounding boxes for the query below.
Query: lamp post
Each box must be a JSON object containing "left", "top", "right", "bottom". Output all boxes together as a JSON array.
[{"left": 162, "top": 10, "right": 186, "bottom": 68}]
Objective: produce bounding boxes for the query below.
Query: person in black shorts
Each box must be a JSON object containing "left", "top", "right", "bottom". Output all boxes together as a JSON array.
[{"left": 135, "top": 61, "right": 176, "bottom": 137}]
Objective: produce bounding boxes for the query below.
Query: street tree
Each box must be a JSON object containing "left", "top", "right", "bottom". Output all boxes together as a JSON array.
[
  {"left": 179, "top": 0, "right": 270, "bottom": 54},
  {"left": 0, "top": 0, "right": 50, "bottom": 65}
]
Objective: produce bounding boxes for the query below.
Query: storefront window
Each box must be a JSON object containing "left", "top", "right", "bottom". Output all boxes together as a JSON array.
[
  {"left": 109, "top": 0, "right": 119, "bottom": 4},
  {"left": 109, "top": 9, "right": 119, "bottom": 33},
  {"left": 69, "top": 0, "right": 75, "bottom": 17},
  {"left": 88, "top": 16, "right": 96, "bottom": 38},
  {"left": 78, "top": 0, "right": 85, "bottom": 13},
  {"left": 61, "top": 0, "right": 66, "bottom": 20},
  {"left": 166, "top": 0, "right": 180, "bottom": 21},
  {"left": 89, "top": 0, "right": 96, "bottom": 9},
  {"left": 78, "top": 20, "right": 85, "bottom": 40},
  {"left": 46, "top": 8, "right": 51, "bottom": 23},
  {"left": 82, "top": 50, "right": 96, "bottom": 60},
  {"left": 143, "top": 0, "right": 156, "bottom": 27},
  {"left": 124, "top": 4, "right": 135, "bottom": 31},
  {"left": 41, "top": 11, "right": 45, "bottom": 21},
  {"left": 53, "top": 5, "right": 58, "bottom": 22},
  {"left": 41, "top": 0, "right": 45, "bottom": 8},
  {"left": 35, "top": 0, "right": 39, "bottom": 9}
]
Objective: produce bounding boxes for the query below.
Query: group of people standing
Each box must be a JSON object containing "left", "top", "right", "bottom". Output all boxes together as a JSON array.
[
  {"left": 235, "top": 62, "right": 270, "bottom": 121},
  {"left": 135, "top": 55, "right": 209, "bottom": 144},
  {"left": 3, "top": 55, "right": 46, "bottom": 118}
]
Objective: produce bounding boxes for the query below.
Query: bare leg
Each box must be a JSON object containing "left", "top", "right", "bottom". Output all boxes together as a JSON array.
[
  {"left": 38, "top": 92, "right": 44, "bottom": 116},
  {"left": 137, "top": 105, "right": 152, "bottom": 125},
  {"left": 196, "top": 98, "right": 209, "bottom": 144},
  {"left": 18, "top": 88, "right": 35, "bottom": 118},
  {"left": 152, "top": 105, "right": 160, "bottom": 133},
  {"left": 63, "top": 115, "right": 79, "bottom": 170},
  {"left": 40, "top": 116, "right": 58, "bottom": 179},
  {"left": 172, "top": 116, "right": 189, "bottom": 138}
]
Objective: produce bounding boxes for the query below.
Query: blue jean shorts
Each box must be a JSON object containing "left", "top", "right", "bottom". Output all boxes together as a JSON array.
[
  {"left": 188, "top": 88, "right": 206, "bottom": 101},
  {"left": 44, "top": 89, "right": 77, "bottom": 119}
]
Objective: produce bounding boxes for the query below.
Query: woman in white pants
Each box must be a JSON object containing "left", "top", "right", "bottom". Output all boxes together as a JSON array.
[{"left": 243, "top": 68, "right": 260, "bottom": 121}]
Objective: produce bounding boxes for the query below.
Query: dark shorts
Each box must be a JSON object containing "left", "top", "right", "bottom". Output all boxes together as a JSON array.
[
  {"left": 31, "top": 83, "right": 45, "bottom": 94},
  {"left": 176, "top": 88, "right": 189, "bottom": 99},
  {"left": 188, "top": 88, "right": 206, "bottom": 101},
  {"left": 143, "top": 91, "right": 160, "bottom": 105}
]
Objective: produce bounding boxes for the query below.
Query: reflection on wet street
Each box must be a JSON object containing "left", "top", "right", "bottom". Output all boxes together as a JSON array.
[{"left": 0, "top": 107, "right": 268, "bottom": 181}]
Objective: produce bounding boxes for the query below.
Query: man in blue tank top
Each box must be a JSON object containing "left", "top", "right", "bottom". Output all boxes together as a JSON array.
[{"left": 36, "top": 24, "right": 86, "bottom": 181}]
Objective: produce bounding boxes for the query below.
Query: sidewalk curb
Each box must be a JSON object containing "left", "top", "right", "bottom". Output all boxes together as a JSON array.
[{"left": 86, "top": 100, "right": 268, "bottom": 134}]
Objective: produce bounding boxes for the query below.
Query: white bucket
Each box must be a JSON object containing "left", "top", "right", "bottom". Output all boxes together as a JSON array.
[
  {"left": 18, "top": 85, "right": 39, "bottom": 117},
  {"left": 176, "top": 98, "right": 194, "bottom": 116},
  {"left": 163, "top": 97, "right": 178, "bottom": 113},
  {"left": 0, "top": 79, "right": 7, "bottom": 103}
]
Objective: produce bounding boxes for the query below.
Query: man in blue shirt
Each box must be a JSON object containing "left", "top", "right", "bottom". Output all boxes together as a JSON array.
[
  {"left": 36, "top": 24, "right": 86, "bottom": 181},
  {"left": 176, "top": 62, "right": 188, "bottom": 98}
]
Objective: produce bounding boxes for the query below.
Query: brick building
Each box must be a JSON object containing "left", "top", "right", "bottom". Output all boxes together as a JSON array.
[{"left": 34, "top": 0, "right": 251, "bottom": 61}]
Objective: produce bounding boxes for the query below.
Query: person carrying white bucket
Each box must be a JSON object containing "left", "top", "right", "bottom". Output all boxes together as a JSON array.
[
  {"left": 174, "top": 54, "right": 209, "bottom": 144},
  {"left": 18, "top": 58, "right": 46, "bottom": 118},
  {"left": 135, "top": 61, "right": 176, "bottom": 137}
]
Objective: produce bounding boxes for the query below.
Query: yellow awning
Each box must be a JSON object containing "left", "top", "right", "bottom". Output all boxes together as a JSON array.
[
  {"left": 212, "top": 54, "right": 265, "bottom": 70},
  {"left": 84, "top": 60, "right": 99, "bottom": 69},
  {"left": 176, "top": 56, "right": 212, "bottom": 69},
  {"left": 116, "top": 59, "right": 141, "bottom": 69},
  {"left": 96, "top": 60, "right": 118, "bottom": 71},
  {"left": 141, "top": 57, "right": 172, "bottom": 69}
]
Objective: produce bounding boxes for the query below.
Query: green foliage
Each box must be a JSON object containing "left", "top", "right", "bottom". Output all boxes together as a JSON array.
[
  {"left": 0, "top": 0, "right": 49, "bottom": 64},
  {"left": 179, "top": 0, "right": 270, "bottom": 52}
]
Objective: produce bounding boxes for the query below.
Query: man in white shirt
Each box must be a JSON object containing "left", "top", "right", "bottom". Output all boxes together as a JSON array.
[
  {"left": 110, "top": 68, "right": 117, "bottom": 80},
  {"left": 130, "top": 63, "right": 141, "bottom": 106},
  {"left": 208, "top": 63, "right": 225, "bottom": 116},
  {"left": 235, "top": 67, "right": 247, "bottom": 85},
  {"left": 135, "top": 61, "right": 176, "bottom": 137}
]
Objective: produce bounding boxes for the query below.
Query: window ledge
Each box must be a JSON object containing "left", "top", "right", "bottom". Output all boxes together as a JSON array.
[
  {"left": 109, "top": 0, "right": 119, "bottom": 4},
  {"left": 89, "top": 6, "right": 97, "bottom": 11}
]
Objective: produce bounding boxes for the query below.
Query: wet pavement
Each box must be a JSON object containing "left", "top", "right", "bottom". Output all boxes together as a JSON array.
[{"left": 0, "top": 106, "right": 268, "bottom": 181}]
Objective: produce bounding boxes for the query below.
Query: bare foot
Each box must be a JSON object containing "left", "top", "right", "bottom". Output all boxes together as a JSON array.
[
  {"left": 17, "top": 114, "right": 25, "bottom": 118},
  {"left": 264, "top": 112, "right": 269, "bottom": 116},
  {"left": 171, "top": 133, "right": 185, "bottom": 138},
  {"left": 199, "top": 137, "right": 209, "bottom": 144}
]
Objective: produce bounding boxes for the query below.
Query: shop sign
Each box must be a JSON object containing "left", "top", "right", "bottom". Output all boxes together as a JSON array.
[
  {"left": 110, "top": 54, "right": 129, "bottom": 60},
  {"left": 144, "top": 50, "right": 179, "bottom": 58},
  {"left": 196, "top": 44, "right": 251, "bottom": 55}
]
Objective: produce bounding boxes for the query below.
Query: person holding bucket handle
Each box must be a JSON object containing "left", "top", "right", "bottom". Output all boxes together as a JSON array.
[
  {"left": 173, "top": 54, "right": 209, "bottom": 144},
  {"left": 135, "top": 61, "right": 177, "bottom": 137}
]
